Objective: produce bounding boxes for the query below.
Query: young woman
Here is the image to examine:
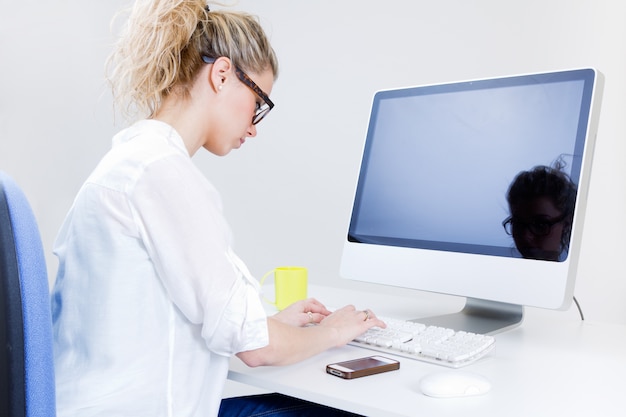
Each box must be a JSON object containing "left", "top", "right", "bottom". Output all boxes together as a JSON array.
[{"left": 51, "top": 1, "right": 384, "bottom": 416}]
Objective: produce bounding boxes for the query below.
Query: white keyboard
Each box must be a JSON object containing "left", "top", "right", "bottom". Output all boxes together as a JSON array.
[{"left": 350, "top": 316, "right": 496, "bottom": 368}]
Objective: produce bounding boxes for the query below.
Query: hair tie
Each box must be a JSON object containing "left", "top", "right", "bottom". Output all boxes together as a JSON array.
[{"left": 205, "top": 5, "right": 210, "bottom": 12}]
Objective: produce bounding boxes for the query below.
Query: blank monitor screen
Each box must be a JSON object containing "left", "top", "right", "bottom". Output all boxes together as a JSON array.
[{"left": 341, "top": 68, "right": 603, "bottom": 333}]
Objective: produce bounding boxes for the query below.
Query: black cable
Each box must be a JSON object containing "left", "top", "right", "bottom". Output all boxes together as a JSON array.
[{"left": 573, "top": 296, "right": 585, "bottom": 321}]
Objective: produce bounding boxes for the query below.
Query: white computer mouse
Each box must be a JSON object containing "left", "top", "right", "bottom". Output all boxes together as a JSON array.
[{"left": 419, "top": 370, "right": 491, "bottom": 398}]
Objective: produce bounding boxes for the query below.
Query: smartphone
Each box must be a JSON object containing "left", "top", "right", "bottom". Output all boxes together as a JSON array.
[{"left": 326, "top": 355, "right": 400, "bottom": 379}]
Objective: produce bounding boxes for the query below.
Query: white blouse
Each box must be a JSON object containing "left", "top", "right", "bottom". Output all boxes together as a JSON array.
[{"left": 51, "top": 120, "right": 269, "bottom": 417}]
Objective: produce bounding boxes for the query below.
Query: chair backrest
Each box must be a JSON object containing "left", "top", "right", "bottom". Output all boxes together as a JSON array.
[{"left": 0, "top": 172, "right": 56, "bottom": 417}]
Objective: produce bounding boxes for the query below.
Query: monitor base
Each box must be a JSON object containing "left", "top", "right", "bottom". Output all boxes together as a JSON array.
[{"left": 413, "top": 298, "right": 524, "bottom": 335}]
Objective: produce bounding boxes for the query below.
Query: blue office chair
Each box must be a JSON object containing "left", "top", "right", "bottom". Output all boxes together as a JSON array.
[{"left": 0, "top": 171, "right": 56, "bottom": 417}]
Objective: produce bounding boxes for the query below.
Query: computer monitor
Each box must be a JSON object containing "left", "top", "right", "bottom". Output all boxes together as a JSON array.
[{"left": 340, "top": 68, "right": 604, "bottom": 334}]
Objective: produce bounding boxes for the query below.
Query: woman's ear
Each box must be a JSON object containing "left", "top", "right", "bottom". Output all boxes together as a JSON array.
[{"left": 209, "top": 56, "right": 233, "bottom": 93}]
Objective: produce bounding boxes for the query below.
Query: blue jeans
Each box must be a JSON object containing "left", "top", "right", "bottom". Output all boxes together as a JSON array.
[{"left": 219, "top": 393, "right": 363, "bottom": 417}]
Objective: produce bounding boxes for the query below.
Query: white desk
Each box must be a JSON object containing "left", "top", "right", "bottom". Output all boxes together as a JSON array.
[{"left": 228, "top": 285, "right": 626, "bottom": 417}]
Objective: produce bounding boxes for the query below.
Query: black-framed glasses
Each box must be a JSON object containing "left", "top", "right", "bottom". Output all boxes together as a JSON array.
[
  {"left": 201, "top": 56, "right": 274, "bottom": 125},
  {"left": 502, "top": 212, "right": 568, "bottom": 237}
]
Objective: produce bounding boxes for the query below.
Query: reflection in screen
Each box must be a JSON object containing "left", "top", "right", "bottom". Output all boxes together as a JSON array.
[
  {"left": 349, "top": 76, "right": 590, "bottom": 259},
  {"left": 503, "top": 164, "right": 577, "bottom": 261}
]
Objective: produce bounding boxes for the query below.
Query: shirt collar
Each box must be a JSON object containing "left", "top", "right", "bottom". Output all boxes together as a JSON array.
[{"left": 112, "top": 119, "right": 189, "bottom": 156}]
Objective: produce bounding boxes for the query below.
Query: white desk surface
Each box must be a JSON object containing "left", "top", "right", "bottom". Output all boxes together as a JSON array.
[{"left": 228, "top": 284, "right": 626, "bottom": 417}]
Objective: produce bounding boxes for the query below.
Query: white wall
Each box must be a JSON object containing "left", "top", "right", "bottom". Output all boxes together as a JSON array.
[{"left": 1, "top": 0, "right": 624, "bottom": 325}]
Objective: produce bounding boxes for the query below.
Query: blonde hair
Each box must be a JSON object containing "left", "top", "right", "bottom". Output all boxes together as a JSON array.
[{"left": 107, "top": 0, "right": 278, "bottom": 120}]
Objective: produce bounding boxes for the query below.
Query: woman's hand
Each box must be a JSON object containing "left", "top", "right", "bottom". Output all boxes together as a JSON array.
[
  {"left": 239, "top": 302, "right": 386, "bottom": 367},
  {"left": 271, "top": 298, "right": 332, "bottom": 327},
  {"left": 318, "top": 305, "right": 386, "bottom": 347}
]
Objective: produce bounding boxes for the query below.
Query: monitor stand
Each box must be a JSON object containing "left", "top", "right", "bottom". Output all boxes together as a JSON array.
[{"left": 414, "top": 298, "right": 524, "bottom": 335}]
